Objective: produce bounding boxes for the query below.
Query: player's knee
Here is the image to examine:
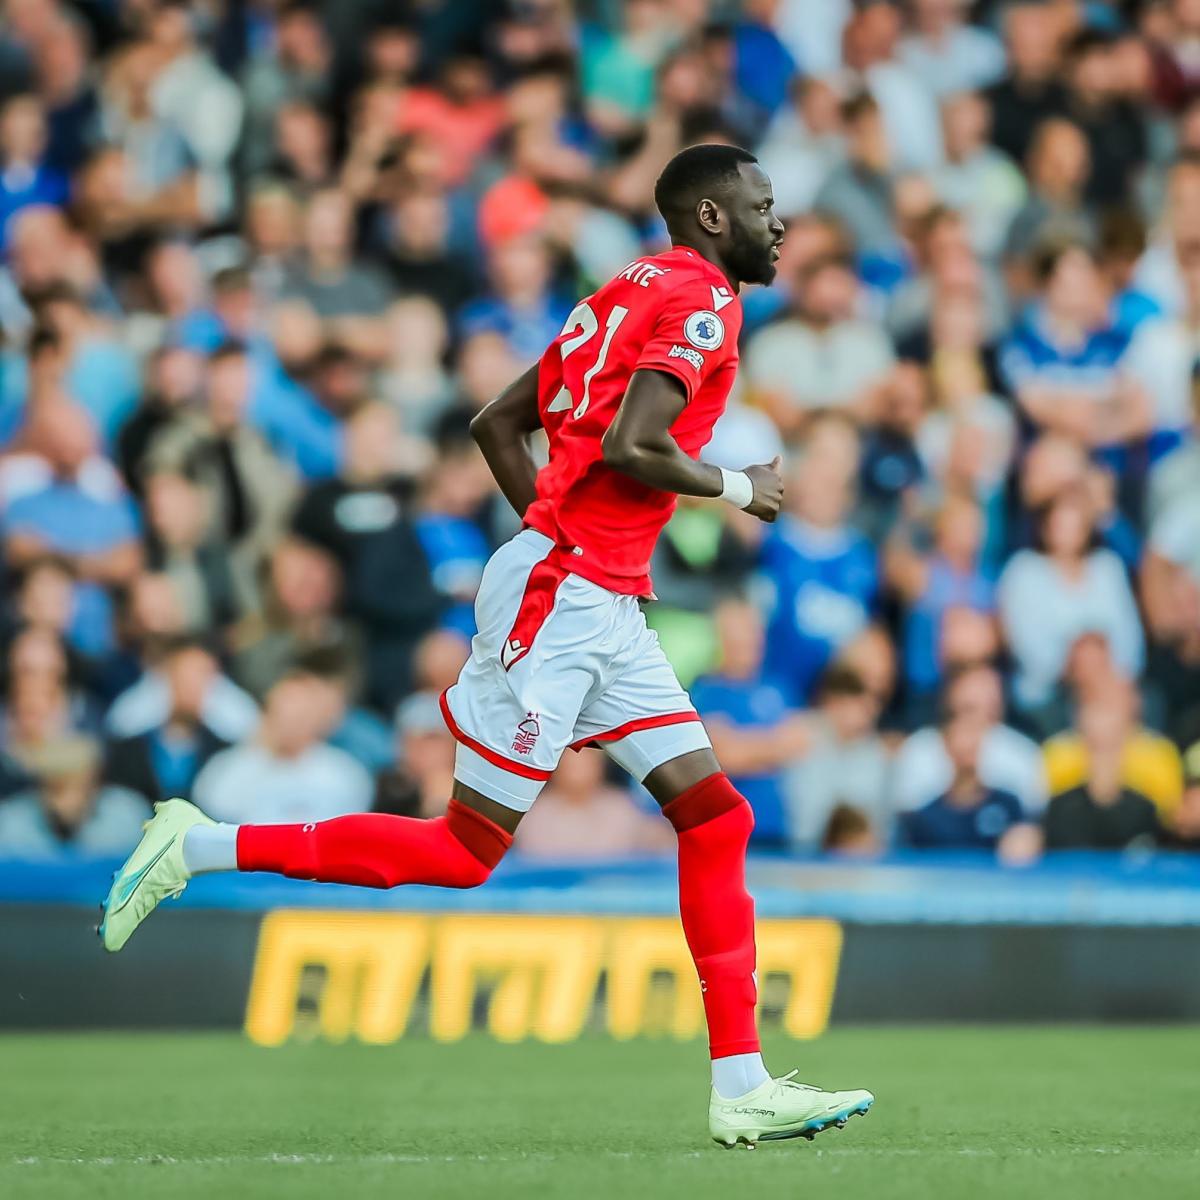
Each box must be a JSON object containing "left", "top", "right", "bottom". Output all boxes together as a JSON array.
[{"left": 442, "top": 799, "right": 513, "bottom": 889}]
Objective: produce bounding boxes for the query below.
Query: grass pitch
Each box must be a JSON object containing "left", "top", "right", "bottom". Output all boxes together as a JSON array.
[{"left": 2, "top": 1027, "right": 1197, "bottom": 1200}]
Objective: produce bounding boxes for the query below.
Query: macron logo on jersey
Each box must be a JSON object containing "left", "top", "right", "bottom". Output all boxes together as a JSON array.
[
  {"left": 710, "top": 285, "right": 735, "bottom": 312},
  {"left": 500, "top": 638, "right": 528, "bottom": 671}
]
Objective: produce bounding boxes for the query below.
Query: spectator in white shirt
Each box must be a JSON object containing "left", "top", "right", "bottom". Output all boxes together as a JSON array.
[
  {"left": 745, "top": 254, "right": 894, "bottom": 439},
  {"left": 892, "top": 662, "right": 1048, "bottom": 814},
  {"left": 998, "top": 484, "right": 1144, "bottom": 716},
  {"left": 193, "top": 667, "right": 373, "bottom": 824},
  {"left": 899, "top": 0, "right": 1007, "bottom": 98}
]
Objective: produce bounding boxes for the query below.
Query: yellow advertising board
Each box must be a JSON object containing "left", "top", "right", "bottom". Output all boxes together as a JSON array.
[{"left": 245, "top": 912, "right": 842, "bottom": 1047}]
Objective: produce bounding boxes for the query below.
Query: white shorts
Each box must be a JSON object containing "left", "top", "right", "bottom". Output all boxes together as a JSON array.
[{"left": 441, "top": 529, "right": 711, "bottom": 811}]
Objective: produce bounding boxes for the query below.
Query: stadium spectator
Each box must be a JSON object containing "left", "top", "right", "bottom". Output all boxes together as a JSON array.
[
  {"left": 0, "top": 735, "right": 146, "bottom": 857},
  {"left": 887, "top": 493, "right": 995, "bottom": 720},
  {"left": 784, "top": 664, "right": 890, "bottom": 851},
  {"left": 290, "top": 401, "right": 444, "bottom": 709},
  {"left": 892, "top": 663, "right": 1048, "bottom": 815},
  {"left": 102, "top": 637, "right": 229, "bottom": 806},
  {"left": 0, "top": 92, "right": 68, "bottom": 252},
  {"left": 898, "top": 0, "right": 1007, "bottom": 99},
  {"left": 513, "top": 747, "right": 673, "bottom": 860},
  {"left": 985, "top": 2, "right": 1069, "bottom": 167},
  {"left": 745, "top": 253, "right": 894, "bottom": 436},
  {"left": 1160, "top": 742, "right": 1200, "bottom": 850},
  {"left": 812, "top": 92, "right": 897, "bottom": 258},
  {"left": 898, "top": 703, "right": 1031, "bottom": 853},
  {"left": 192, "top": 666, "right": 372, "bottom": 824},
  {"left": 145, "top": 341, "right": 297, "bottom": 611},
  {"left": 998, "top": 483, "right": 1144, "bottom": 725},
  {"left": 229, "top": 536, "right": 357, "bottom": 702},
  {"left": 1042, "top": 672, "right": 1183, "bottom": 822},
  {"left": 1042, "top": 695, "right": 1162, "bottom": 850},
  {"left": 690, "top": 597, "right": 808, "bottom": 848},
  {"left": 757, "top": 446, "right": 878, "bottom": 706}
]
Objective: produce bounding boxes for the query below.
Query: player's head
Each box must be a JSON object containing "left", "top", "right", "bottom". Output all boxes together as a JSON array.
[{"left": 654, "top": 143, "right": 784, "bottom": 286}]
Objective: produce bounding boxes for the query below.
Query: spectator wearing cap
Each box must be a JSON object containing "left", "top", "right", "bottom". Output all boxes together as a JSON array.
[
  {"left": 0, "top": 93, "right": 68, "bottom": 252},
  {"left": 0, "top": 735, "right": 147, "bottom": 858},
  {"left": 514, "top": 747, "right": 674, "bottom": 860},
  {"left": 102, "top": 637, "right": 229, "bottom": 805},
  {"left": 192, "top": 667, "right": 372, "bottom": 824},
  {"left": 690, "top": 598, "right": 810, "bottom": 848},
  {"left": 892, "top": 662, "right": 1048, "bottom": 816}
]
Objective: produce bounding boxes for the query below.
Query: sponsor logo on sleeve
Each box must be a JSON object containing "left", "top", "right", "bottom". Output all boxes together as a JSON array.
[
  {"left": 668, "top": 344, "right": 705, "bottom": 371},
  {"left": 684, "top": 310, "right": 725, "bottom": 351}
]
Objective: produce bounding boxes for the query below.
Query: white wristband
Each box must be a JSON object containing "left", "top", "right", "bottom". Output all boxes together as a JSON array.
[{"left": 718, "top": 467, "right": 755, "bottom": 510}]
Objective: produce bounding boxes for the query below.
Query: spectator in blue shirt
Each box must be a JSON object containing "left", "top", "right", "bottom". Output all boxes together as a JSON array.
[
  {"left": 888, "top": 493, "right": 996, "bottom": 719},
  {"left": 689, "top": 598, "right": 810, "bottom": 848},
  {"left": 0, "top": 95, "right": 69, "bottom": 252},
  {"left": 900, "top": 704, "right": 1032, "bottom": 854},
  {"left": 999, "top": 241, "right": 1151, "bottom": 476},
  {"left": 457, "top": 234, "right": 573, "bottom": 364},
  {"left": 4, "top": 402, "right": 143, "bottom": 602},
  {"left": 757, "top": 449, "right": 879, "bottom": 706}
]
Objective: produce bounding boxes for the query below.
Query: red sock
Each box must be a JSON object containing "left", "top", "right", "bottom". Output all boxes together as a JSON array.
[
  {"left": 663, "top": 772, "right": 759, "bottom": 1059},
  {"left": 236, "top": 800, "right": 512, "bottom": 889}
]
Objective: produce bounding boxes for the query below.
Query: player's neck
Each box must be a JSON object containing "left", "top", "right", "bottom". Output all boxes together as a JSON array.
[{"left": 670, "top": 240, "right": 740, "bottom": 293}]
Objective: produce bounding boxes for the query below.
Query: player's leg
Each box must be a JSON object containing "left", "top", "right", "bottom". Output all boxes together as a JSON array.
[
  {"left": 100, "top": 531, "right": 597, "bottom": 952},
  {"left": 574, "top": 617, "right": 873, "bottom": 1146}
]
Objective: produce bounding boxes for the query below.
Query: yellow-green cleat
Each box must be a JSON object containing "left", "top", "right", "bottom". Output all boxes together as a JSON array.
[
  {"left": 99, "top": 799, "right": 213, "bottom": 952},
  {"left": 709, "top": 1072, "right": 874, "bottom": 1149}
]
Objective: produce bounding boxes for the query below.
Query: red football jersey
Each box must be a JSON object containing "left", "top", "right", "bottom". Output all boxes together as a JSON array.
[{"left": 523, "top": 247, "right": 743, "bottom": 597}]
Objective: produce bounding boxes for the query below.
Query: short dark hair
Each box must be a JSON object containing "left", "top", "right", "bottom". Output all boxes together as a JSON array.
[
  {"left": 208, "top": 339, "right": 248, "bottom": 364},
  {"left": 653, "top": 143, "right": 758, "bottom": 224},
  {"left": 817, "top": 664, "right": 869, "bottom": 703}
]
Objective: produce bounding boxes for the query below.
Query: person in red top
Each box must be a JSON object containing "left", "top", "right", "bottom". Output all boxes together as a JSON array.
[{"left": 102, "top": 145, "right": 876, "bottom": 1147}]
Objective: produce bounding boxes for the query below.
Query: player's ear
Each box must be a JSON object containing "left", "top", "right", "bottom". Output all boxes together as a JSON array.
[{"left": 696, "top": 197, "right": 721, "bottom": 235}]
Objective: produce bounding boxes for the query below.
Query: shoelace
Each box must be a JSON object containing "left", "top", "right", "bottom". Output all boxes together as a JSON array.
[{"left": 772, "top": 1071, "right": 823, "bottom": 1096}]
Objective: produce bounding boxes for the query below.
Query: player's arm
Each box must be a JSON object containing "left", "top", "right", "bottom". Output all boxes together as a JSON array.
[
  {"left": 602, "top": 369, "right": 782, "bottom": 521},
  {"left": 470, "top": 362, "right": 543, "bottom": 518}
]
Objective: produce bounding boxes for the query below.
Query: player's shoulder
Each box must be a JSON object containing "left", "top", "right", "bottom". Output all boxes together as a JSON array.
[{"left": 604, "top": 248, "right": 738, "bottom": 309}]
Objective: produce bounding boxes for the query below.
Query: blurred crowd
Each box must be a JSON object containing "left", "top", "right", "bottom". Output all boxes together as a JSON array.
[{"left": 3, "top": 0, "right": 1200, "bottom": 868}]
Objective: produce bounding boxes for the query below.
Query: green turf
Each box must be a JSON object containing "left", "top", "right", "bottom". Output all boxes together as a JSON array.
[{"left": 2, "top": 1028, "right": 1198, "bottom": 1200}]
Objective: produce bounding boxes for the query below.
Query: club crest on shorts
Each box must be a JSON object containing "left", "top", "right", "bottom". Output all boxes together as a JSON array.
[
  {"left": 683, "top": 310, "right": 724, "bottom": 351},
  {"left": 512, "top": 712, "right": 541, "bottom": 756}
]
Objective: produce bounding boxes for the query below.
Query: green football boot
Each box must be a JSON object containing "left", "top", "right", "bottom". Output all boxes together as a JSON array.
[
  {"left": 99, "top": 799, "right": 213, "bottom": 952},
  {"left": 709, "top": 1071, "right": 874, "bottom": 1149}
]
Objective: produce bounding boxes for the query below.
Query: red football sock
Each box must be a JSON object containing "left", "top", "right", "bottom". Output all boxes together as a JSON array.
[
  {"left": 236, "top": 800, "right": 512, "bottom": 890},
  {"left": 662, "top": 772, "right": 760, "bottom": 1059}
]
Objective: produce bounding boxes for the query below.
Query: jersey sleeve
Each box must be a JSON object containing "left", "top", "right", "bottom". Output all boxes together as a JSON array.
[{"left": 634, "top": 281, "right": 737, "bottom": 403}]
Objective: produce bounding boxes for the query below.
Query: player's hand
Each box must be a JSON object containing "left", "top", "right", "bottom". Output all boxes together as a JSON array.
[{"left": 744, "top": 456, "right": 784, "bottom": 523}]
